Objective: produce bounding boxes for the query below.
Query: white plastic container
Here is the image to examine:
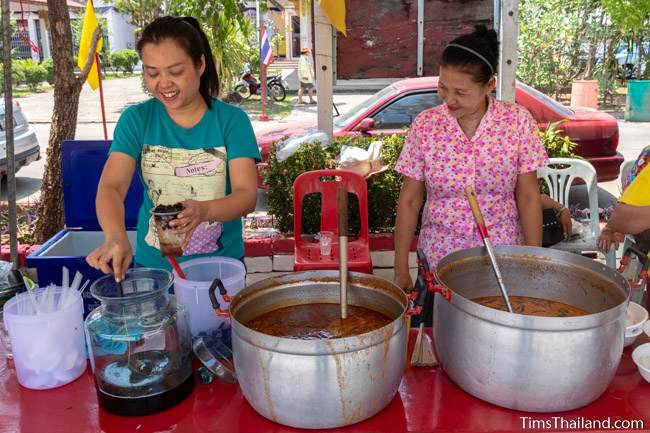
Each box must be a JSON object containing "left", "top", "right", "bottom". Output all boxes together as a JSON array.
[
  {"left": 3, "top": 288, "right": 87, "bottom": 390},
  {"left": 632, "top": 343, "right": 650, "bottom": 383},
  {"left": 173, "top": 257, "right": 246, "bottom": 336}
]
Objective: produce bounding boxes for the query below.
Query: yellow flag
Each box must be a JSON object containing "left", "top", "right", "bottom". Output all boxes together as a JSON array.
[
  {"left": 77, "top": 0, "right": 103, "bottom": 90},
  {"left": 318, "top": 0, "right": 347, "bottom": 36}
]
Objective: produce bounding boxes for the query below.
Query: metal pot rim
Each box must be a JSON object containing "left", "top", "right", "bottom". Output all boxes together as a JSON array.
[
  {"left": 230, "top": 271, "right": 408, "bottom": 354},
  {"left": 435, "top": 245, "right": 629, "bottom": 331}
]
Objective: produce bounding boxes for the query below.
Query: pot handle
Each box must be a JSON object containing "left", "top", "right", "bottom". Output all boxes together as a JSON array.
[
  {"left": 208, "top": 279, "right": 231, "bottom": 321},
  {"left": 408, "top": 274, "right": 429, "bottom": 315},
  {"left": 408, "top": 249, "right": 451, "bottom": 316},
  {"left": 620, "top": 243, "right": 650, "bottom": 285}
]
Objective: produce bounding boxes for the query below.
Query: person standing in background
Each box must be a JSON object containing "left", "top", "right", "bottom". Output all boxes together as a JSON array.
[{"left": 297, "top": 47, "right": 316, "bottom": 105}]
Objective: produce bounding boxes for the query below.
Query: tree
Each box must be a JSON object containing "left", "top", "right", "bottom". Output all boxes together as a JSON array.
[
  {"left": 112, "top": 0, "right": 166, "bottom": 35},
  {"left": 599, "top": 0, "right": 650, "bottom": 79},
  {"left": 518, "top": 0, "right": 601, "bottom": 97},
  {"left": 169, "top": 0, "right": 253, "bottom": 91},
  {"left": 33, "top": 0, "right": 102, "bottom": 242}
]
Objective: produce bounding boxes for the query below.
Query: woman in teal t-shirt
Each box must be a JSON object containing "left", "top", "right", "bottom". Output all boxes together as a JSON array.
[{"left": 86, "top": 16, "right": 260, "bottom": 281}]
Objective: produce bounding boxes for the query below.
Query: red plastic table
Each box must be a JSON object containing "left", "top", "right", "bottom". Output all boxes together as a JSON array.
[{"left": 1, "top": 329, "right": 649, "bottom": 433}]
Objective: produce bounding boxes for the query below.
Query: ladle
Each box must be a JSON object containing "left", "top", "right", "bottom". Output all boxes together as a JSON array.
[
  {"left": 464, "top": 186, "right": 513, "bottom": 313},
  {"left": 337, "top": 185, "right": 348, "bottom": 319}
]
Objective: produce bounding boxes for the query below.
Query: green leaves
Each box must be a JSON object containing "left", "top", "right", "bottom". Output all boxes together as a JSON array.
[
  {"left": 518, "top": 0, "right": 650, "bottom": 93},
  {"left": 110, "top": 49, "right": 139, "bottom": 74},
  {"left": 168, "top": 0, "right": 253, "bottom": 90},
  {"left": 265, "top": 135, "right": 406, "bottom": 234},
  {"left": 538, "top": 120, "right": 580, "bottom": 159}
]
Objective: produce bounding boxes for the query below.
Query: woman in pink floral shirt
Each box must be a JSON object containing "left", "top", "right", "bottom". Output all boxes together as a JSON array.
[{"left": 393, "top": 26, "right": 548, "bottom": 292}]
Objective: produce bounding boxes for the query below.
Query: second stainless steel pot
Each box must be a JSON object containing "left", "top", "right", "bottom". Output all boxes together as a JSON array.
[{"left": 433, "top": 246, "right": 629, "bottom": 412}]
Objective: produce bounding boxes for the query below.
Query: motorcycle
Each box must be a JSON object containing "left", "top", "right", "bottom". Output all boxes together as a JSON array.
[{"left": 234, "top": 67, "right": 288, "bottom": 102}]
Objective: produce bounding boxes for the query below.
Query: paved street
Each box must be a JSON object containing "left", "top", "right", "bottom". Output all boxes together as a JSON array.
[{"left": 3, "top": 75, "right": 650, "bottom": 202}]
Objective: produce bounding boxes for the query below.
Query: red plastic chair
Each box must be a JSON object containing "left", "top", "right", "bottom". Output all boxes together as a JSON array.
[{"left": 293, "top": 169, "right": 373, "bottom": 274}]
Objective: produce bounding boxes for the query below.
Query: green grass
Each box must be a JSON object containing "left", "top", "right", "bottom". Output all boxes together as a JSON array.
[
  {"left": 238, "top": 96, "right": 293, "bottom": 118},
  {"left": 102, "top": 71, "right": 141, "bottom": 81},
  {"left": 11, "top": 84, "right": 52, "bottom": 97},
  {"left": 8, "top": 73, "right": 139, "bottom": 97}
]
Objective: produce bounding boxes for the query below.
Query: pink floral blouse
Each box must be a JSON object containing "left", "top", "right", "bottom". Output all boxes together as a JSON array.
[{"left": 395, "top": 97, "right": 549, "bottom": 267}]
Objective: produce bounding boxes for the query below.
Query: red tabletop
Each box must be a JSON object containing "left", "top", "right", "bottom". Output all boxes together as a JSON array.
[{"left": 1, "top": 329, "right": 649, "bottom": 433}]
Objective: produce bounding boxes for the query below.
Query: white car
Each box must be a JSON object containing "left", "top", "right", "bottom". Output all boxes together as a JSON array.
[{"left": 0, "top": 100, "right": 40, "bottom": 176}]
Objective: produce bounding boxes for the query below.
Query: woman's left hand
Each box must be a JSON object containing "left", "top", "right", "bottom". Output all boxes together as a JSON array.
[{"left": 172, "top": 200, "right": 209, "bottom": 246}]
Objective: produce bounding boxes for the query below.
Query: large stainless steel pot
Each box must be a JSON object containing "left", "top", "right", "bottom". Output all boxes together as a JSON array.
[
  {"left": 229, "top": 271, "right": 408, "bottom": 429},
  {"left": 433, "top": 245, "right": 629, "bottom": 412}
]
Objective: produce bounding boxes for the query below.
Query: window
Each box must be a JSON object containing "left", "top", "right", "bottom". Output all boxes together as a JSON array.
[
  {"left": 371, "top": 92, "right": 442, "bottom": 129},
  {"left": 517, "top": 82, "right": 574, "bottom": 116},
  {"left": 334, "top": 85, "right": 399, "bottom": 129}
]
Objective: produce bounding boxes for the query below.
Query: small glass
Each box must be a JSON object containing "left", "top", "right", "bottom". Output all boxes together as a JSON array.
[
  {"left": 151, "top": 203, "right": 185, "bottom": 257},
  {"left": 0, "top": 309, "right": 12, "bottom": 361},
  {"left": 0, "top": 282, "right": 25, "bottom": 361},
  {"left": 320, "top": 231, "right": 334, "bottom": 257}
]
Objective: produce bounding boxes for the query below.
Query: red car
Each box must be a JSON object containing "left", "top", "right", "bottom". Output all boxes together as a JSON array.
[{"left": 256, "top": 77, "right": 622, "bottom": 182}]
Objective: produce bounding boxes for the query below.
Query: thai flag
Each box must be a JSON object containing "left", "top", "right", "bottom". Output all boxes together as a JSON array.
[{"left": 260, "top": 24, "right": 273, "bottom": 66}]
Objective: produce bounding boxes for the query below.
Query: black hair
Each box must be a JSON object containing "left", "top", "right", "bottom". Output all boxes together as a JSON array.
[
  {"left": 137, "top": 16, "right": 219, "bottom": 108},
  {"left": 441, "top": 25, "right": 499, "bottom": 84}
]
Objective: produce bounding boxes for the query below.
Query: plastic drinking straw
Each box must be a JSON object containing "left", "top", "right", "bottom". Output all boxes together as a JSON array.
[{"left": 168, "top": 256, "right": 186, "bottom": 279}]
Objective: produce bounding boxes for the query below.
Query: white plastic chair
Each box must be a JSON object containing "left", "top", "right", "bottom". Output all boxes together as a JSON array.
[
  {"left": 537, "top": 157, "right": 616, "bottom": 268},
  {"left": 619, "top": 159, "right": 635, "bottom": 194},
  {"left": 619, "top": 159, "right": 636, "bottom": 255}
]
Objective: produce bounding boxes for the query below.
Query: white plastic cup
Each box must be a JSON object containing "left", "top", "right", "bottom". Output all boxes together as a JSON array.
[
  {"left": 3, "top": 288, "right": 87, "bottom": 390},
  {"left": 173, "top": 257, "right": 246, "bottom": 336},
  {"left": 320, "top": 231, "right": 334, "bottom": 257}
]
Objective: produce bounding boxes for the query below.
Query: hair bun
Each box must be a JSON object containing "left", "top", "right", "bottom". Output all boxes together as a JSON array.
[{"left": 472, "top": 24, "right": 498, "bottom": 57}]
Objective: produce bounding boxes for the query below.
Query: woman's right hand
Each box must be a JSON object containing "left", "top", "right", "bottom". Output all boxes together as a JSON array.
[
  {"left": 86, "top": 236, "right": 133, "bottom": 282},
  {"left": 393, "top": 268, "right": 414, "bottom": 292}
]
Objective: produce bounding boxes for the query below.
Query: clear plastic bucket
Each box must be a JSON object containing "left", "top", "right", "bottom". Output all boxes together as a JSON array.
[{"left": 173, "top": 257, "right": 246, "bottom": 336}]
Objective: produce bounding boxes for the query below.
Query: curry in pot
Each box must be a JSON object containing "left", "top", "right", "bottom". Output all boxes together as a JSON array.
[
  {"left": 245, "top": 303, "right": 392, "bottom": 339},
  {"left": 473, "top": 295, "right": 589, "bottom": 317}
]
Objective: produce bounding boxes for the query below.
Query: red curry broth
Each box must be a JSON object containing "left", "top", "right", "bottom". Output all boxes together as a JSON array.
[
  {"left": 245, "top": 303, "right": 392, "bottom": 339},
  {"left": 473, "top": 295, "right": 589, "bottom": 317}
]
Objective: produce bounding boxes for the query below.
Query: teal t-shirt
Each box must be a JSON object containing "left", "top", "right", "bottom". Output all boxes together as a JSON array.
[{"left": 110, "top": 97, "right": 261, "bottom": 270}]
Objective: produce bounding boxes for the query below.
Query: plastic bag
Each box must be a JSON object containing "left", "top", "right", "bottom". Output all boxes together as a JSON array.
[
  {"left": 338, "top": 141, "right": 386, "bottom": 178},
  {"left": 276, "top": 131, "right": 330, "bottom": 162},
  {"left": 0, "top": 261, "right": 11, "bottom": 287}
]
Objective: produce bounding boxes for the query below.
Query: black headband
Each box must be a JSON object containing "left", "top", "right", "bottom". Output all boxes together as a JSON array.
[
  {"left": 181, "top": 16, "right": 201, "bottom": 32},
  {"left": 446, "top": 43, "right": 495, "bottom": 75}
]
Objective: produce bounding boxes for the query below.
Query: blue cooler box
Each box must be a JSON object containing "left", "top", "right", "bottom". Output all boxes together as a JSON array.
[{"left": 27, "top": 140, "right": 143, "bottom": 316}]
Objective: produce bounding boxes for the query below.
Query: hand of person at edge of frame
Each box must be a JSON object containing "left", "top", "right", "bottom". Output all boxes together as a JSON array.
[
  {"left": 86, "top": 237, "right": 133, "bottom": 282},
  {"left": 558, "top": 208, "right": 572, "bottom": 241},
  {"left": 172, "top": 199, "right": 208, "bottom": 248},
  {"left": 394, "top": 269, "right": 414, "bottom": 293},
  {"left": 597, "top": 226, "right": 619, "bottom": 254}
]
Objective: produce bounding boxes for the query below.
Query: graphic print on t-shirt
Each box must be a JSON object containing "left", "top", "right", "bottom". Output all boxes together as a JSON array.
[{"left": 142, "top": 145, "right": 227, "bottom": 255}]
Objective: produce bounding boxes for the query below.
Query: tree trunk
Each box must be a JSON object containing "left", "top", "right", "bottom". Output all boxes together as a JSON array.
[
  {"left": 636, "top": 36, "right": 644, "bottom": 80},
  {"left": 33, "top": 0, "right": 99, "bottom": 243}
]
